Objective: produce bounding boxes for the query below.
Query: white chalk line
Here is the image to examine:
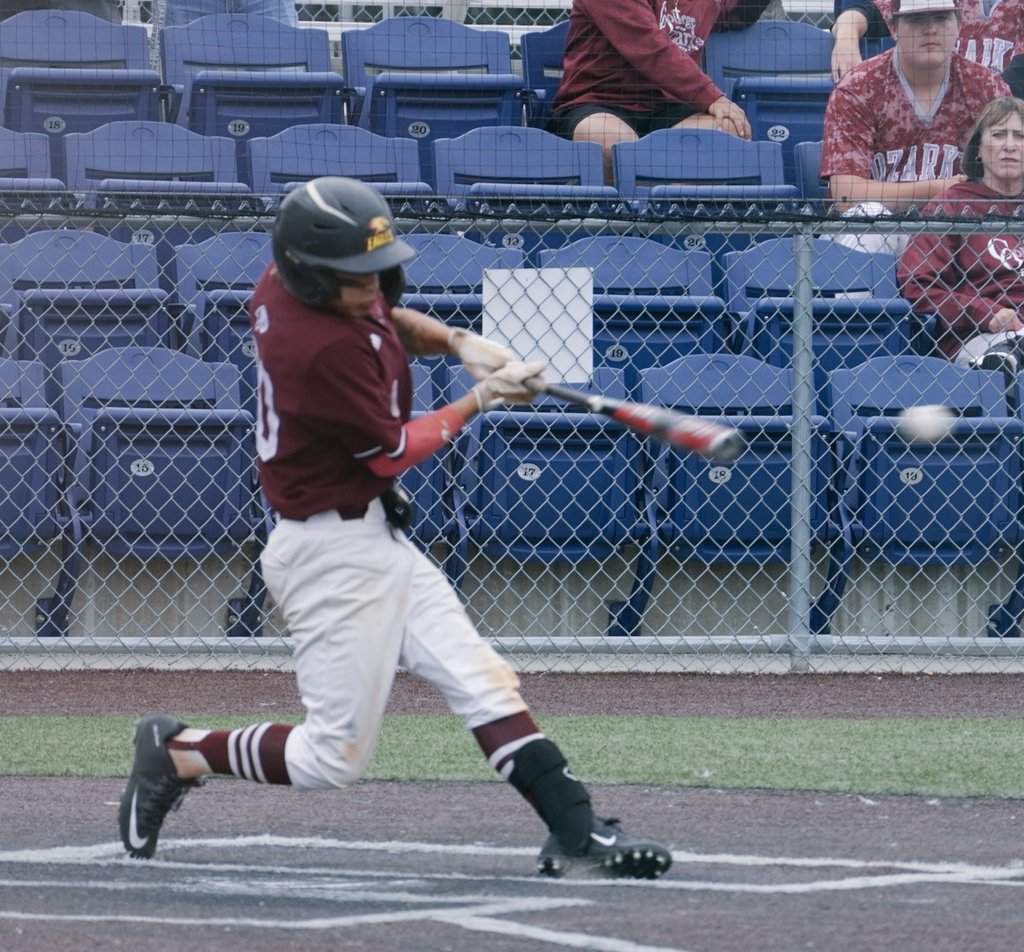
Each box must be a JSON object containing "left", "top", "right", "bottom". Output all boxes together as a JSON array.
[
  {"left": 3, "top": 837, "right": 1024, "bottom": 904},
  {"left": 434, "top": 912, "right": 695, "bottom": 952},
  {"left": 3, "top": 835, "right": 1023, "bottom": 886},
  {"left": 3, "top": 837, "right": 1022, "bottom": 952},
  {"left": 0, "top": 895, "right": 689, "bottom": 952}
]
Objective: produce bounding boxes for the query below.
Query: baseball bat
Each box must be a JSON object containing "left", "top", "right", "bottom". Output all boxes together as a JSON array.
[{"left": 527, "top": 378, "right": 746, "bottom": 462}]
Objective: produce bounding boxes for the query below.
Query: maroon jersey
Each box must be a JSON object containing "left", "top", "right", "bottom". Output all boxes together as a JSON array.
[
  {"left": 552, "top": 0, "right": 770, "bottom": 115},
  {"left": 874, "top": 0, "right": 1024, "bottom": 73},
  {"left": 899, "top": 180, "right": 1024, "bottom": 358},
  {"left": 249, "top": 265, "right": 412, "bottom": 520},
  {"left": 821, "top": 50, "right": 1010, "bottom": 183}
]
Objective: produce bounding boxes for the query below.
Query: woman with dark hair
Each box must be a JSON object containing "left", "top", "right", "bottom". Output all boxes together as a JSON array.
[{"left": 899, "top": 95, "right": 1024, "bottom": 368}]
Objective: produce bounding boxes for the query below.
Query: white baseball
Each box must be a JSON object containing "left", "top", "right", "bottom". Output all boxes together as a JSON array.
[{"left": 897, "top": 405, "right": 954, "bottom": 443}]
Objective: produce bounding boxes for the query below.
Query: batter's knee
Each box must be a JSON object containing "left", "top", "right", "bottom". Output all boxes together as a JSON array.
[{"left": 284, "top": 725, "right": 372, "bottom": 790}]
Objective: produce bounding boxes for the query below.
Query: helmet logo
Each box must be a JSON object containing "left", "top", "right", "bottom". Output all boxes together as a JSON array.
[{"left": 366, "top": 216, "right": 395, "bottom": 252}]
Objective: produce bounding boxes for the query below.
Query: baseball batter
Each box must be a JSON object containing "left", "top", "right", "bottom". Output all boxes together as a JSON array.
[{"left": 117, "top": 177, "right": 672, "bottom": 880}]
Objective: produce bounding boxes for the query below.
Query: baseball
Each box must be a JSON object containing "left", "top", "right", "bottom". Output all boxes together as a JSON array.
[{"left": 897, "top": 404, "right": 955, "bottom": 443}]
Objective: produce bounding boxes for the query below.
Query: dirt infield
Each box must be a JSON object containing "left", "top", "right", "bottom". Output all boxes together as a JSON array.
[
  {"left": 3, "top": 672, "right": 1024, "bottom": 952},
  {"left": 4, "top": 669, "right": 1024, "bottom": 718},
  {"left": 4, "top": 775, "right": 1024, "bottom": 952}
]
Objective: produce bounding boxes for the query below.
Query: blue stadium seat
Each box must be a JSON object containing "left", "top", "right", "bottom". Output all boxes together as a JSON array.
[
  {"left": 5, "top": 289, "right": 173, "bottom": 403},
  {"left": 456, "top": 366, "right": 658, "bottom": 636},
  {"left": 172, "top": 230, "right": 272, "bottom": 413},
  {"left": 63, "top": 120, "right": 254, "bottom": 282},
  {"left": 794, "top": 139, "right": 827, "bottom": 206},
  {"left": 159, "top": 14, "right": 345, "bottom": 178},
  {"left": 0, "top": 228, "right": 168, "bottom": 394},
  {"left": 702, "top": 20, "right": 835, "bottom": 185},
  {"left": 0, "top": 228, "right": 160, "bottom": 309},
  {"left": 520, "top": 20, "right": 570, "bottom": 128},
  {"left": 819, "top": 356, "right": 1024, "bottom": 637},
  {"left": 0, "top": 11, "right": 162, "bottom": 183},
  {"left": 47, "top": 346, "right": 271, "bottom": 638},
  {"left": 402, "top": 233, "right": 527, "bottom": 333},
  {"left": 0, "top": 128, "right": 55, "bottom": 180},
  {"left": 639, "top": 353, "right": 841, "bottom": 635},
  {"left": 340, "top": 16, "right": 529, "bottom": 185},
  {"left": 0, "top": 128, "right": 70, "bottom": 220},
  {"left": 640, "top": 353, "right": 837, "bottom": 559},
  {"left": 432, "top": 125, "right": 617, "bottom": 214},
  {"left": 722, "top": 237, "right": 913, "bottom": 370},
  {"left": 245, "top": 123, "right": 432, "bottom": 211},
  {"left": 537, "top": 236, "right": 728, "bottom": 385},
  {"left": 0, "top": 358, "right": 67, "bottom": 636},
  {"left": 612, "top": 127, "right": 798, "bottom": 205},
  {"left": 63, "top": 120, "right": 252, "bottom": 211},
  {"left": 612, "top": 128, "right": 799, "bottom": 286}
]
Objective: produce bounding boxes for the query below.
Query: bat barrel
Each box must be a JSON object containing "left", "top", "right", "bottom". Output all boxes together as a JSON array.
[{"left": 703, "top": 426, "right": 746, "bottom": 463}]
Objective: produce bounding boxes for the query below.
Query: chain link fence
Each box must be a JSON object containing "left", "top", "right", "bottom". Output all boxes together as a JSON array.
[
  {"left": 1, "top": 197, "right": 1024, "bottom": 673},
  {"left": 0, "top": 8, "right": 1021, "bottom": 671}
]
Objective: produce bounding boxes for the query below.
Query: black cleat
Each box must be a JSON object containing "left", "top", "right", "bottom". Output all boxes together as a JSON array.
[
  {"left": 118, "top": 715, "right": 201, "bottom": 859},
  {"left": 537, "top": 817, "right": 672, "bottom": 880}
]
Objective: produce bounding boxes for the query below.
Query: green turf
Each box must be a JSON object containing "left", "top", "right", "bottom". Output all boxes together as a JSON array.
[{"left": 1, "top": 714, "right": 1022, "bottom": 799}]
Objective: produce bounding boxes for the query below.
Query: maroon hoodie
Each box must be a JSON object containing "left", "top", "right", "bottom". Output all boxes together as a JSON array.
[
  {"left": 899, "top": 180, "right": 1024, "bottom": 359},
  {"left": 552, "top": 0, "right": 771, "bottom": 116}
]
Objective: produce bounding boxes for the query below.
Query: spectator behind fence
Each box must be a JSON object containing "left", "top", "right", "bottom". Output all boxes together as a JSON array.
[
  {"left": 151, "top": 0, "right": 296, "bottom": 28},
  {"left": 546, "top": 0, "right": 775, "bottom": 182},
  {"left": 831, "top": 0, "right": 1024, "bottom": 95},
  {"left": 899, "top": 96, "right": 1024, "bottom": 370},
  {"left": 821, "top": 0, "right": 1009, "bottom": 256},
  {"left": 0, "top": 0, "right": 118, "bottom": 21}
]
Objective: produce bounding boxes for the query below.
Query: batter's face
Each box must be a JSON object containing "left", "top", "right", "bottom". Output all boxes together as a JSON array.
[
  {"left": 979, "top": 112, "right": 1024, "bottom": 196},
  {"left": 327, "top": 271, "right": 381, "bottom": 318},
  {"left": 892, "top": 11, "right": 960, "bottom": 71}
]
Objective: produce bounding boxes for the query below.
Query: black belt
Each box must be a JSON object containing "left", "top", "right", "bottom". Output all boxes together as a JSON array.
[
  {"left": 335, "top": 504, "right": 368, "bottom": 520},
  {"left": 298, "top": 488, "right": 411, "bottom": 529}
]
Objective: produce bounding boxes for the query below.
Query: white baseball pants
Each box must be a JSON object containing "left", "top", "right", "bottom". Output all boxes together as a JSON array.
[{"left": 260, "top": 500, "right": 528, "bottom": 790}]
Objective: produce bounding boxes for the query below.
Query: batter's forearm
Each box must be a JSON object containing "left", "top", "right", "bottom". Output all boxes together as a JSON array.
[
  {"left": 364, "top": 401, "right": 475, "bottom": 478},
  {"left": 390, "top": 306, "right": 453, "bottom": 356}
]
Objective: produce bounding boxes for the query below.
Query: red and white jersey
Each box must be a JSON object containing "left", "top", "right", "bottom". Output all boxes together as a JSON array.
[
  {"left": 899, "top": 180, "right": 1024, "bottom": 358},
  {"left": 249, "top": 265, "right": 412, "bottom": 520},
  {"left": 874, "top": 0, "right": 1024, "bottom": 73},
  {"left": 821, "top": 50, "right": 1010, "bottom": 183},
  {"left": 553, "top": 0, "right": 771, "bottom": 115}
]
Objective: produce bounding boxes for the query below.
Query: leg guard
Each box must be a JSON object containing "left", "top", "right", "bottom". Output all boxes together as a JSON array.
[{"left": 508, "top": 737, "right": 593, "bottom": 854}]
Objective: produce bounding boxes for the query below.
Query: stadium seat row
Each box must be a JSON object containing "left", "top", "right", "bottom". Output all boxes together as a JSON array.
[
  {"left": 0, "top": 12, "right": 835, "bottom": 193},
  {"left": 6, "top": 344, "right": 1020, "bottom": 640},
  {"left": 0, "top": 348, "right": 268, "bottom": 639},
  {"left": 0, "top": 122, "right": 826, "bottom": 212},
  {"left": 407, "top": 353, "right": 1024, "bottom": 640},
  {"left": 0, "top": 228, "right": 932, "bottom": 418}
]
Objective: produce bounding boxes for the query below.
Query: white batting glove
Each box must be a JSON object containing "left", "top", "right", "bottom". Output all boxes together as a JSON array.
[
  {"left": 449, "top": 328, "right": 515, "bottom": 381},
  {"left": 472, "top": 360, "right": 547, "bottom": 411}
]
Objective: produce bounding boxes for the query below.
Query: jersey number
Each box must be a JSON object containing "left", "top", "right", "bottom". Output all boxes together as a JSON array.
[{"left": 255, "top": 356, "right": 280, "bottom": 461}]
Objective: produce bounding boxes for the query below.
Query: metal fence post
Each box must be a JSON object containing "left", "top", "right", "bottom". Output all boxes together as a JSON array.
[{"left": 787, "top": 223, "right": 816, "bottom": 670}]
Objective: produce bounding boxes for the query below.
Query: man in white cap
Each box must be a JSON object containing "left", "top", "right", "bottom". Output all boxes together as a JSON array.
[
  {"left": 821, "top": 0, "right": 1010, "bottom": 253},
  {"left": 830, "top": 0, "right": 1024, "bottom": 92}
]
